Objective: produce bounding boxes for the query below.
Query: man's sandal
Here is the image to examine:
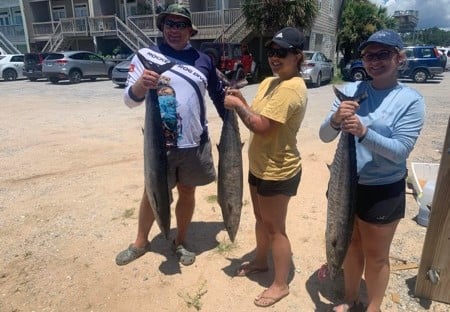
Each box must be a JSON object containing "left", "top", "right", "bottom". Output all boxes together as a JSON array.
[
  {"left": 115, "top": 241, "right": 151, "bottom": 266},
  {"left": 172, "top": 240, "right": 196, "bottom": 266}
]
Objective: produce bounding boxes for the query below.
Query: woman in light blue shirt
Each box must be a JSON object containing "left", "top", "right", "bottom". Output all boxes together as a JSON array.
[{"left": 320, "top": 30, "right": 425, "bottom": 312}]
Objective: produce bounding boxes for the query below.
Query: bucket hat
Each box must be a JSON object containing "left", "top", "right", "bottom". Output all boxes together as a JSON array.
[{"left": 156, "top": 4, "right": 198, "bottom": 37}]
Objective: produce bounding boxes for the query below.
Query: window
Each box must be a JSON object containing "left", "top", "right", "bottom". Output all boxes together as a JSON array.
[
  {"left": 52, "top": 6, "right": 66, "bottom": 21},
  {"left": 329, "top": 0, "right": 335, "bottom": 15},
  {"left": 75, "top": 4, "right": 88, "bottom": 18},
  {"left": 0, "top": 11, "right": 10, "bottom": 26},
  {"left": 317, "top": 0, "right": 322, "bottom": 11},
  {"left": 13, "top": 7, "right": 23, "bottom": 25}
]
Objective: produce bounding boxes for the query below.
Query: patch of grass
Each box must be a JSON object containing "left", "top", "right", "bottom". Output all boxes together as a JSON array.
[
  {"left": 178, "top": 280, "right": 208, "bottom": 311},
  {"left": 215, "top": 237, "right": 236, "bottom": 255},
  {"left": 122, "top": 208, "right": 135, "bottom": 219},
  {"left": 206, "top": 194, "right": 217, "bottom": 204}
]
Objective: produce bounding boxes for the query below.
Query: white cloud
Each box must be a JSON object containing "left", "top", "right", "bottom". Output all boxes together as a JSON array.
[{"left": 368, "top": 0, "right": 450, "bottom": 29}]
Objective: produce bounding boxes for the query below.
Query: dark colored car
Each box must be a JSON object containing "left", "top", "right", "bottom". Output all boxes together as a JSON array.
[
  {"left": 23, "top": 52, "right": 57, "bottom": 81},
  {"left": 111, "top": 53, "right": 134, "bottom": 87},
  {"left": 42, "top": 51, "right": 116, "bottom": 84},
  {"left": 341, "top": 45, "right": 443, "bottom": 83}
]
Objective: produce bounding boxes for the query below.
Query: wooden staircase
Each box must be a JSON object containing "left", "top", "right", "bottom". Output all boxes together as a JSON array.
[{"left": 215, "top": 12, "right": 252, "bottom": 43}]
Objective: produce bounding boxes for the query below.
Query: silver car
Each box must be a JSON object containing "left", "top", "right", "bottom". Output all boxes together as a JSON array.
[
  {"left": 0, "top": 54, "right": 25, "bottom": 81},
  {"left": 42, "top": 51, "right": 116, "bottom": 84},
  {"left": 301, "top": 51, "right": 334, "bottom": 88},
  {"left": 111, "top": 53, "right": 134, "bottom": 87}
]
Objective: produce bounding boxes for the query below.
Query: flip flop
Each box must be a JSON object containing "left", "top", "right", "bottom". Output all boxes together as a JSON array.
[
  {"left": 331, "top": 301, "right": 364, "bottom": 312},
  {"left": 235, "top": 262, "right": 269, "bottom": 277},
  {"left": 254, "top": 291, "right": 289, "bottom": 307}
]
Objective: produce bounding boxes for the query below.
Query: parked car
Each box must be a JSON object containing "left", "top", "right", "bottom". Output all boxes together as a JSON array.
[
  {"left": 199, "top": 42, "right": 259, "bottom": 83},
  {"left": 42, "top": 51, "right": 116, "bottom": 84},
  {"left": 342, "top": 45, "right": 444, "bottom": 83},
  {"left": 111, "top": 53, "right": 134, "bottom": 87},
  {"left": 23, "top": 52, "right": 57, "bottom": 81},
  {"left": 0, "top": 54, "right": 25, "bottom": 81},
  {"left": 300, "top": 50, "right": 334, "bottom": 87}
]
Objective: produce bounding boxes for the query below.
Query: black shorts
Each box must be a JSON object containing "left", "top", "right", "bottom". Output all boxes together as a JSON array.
[
  {"left": 356, "top": 179, "right": 406, "bottom": 224},
  {"left": 248, "top": 171, "right": 301, "bottom": 197}
]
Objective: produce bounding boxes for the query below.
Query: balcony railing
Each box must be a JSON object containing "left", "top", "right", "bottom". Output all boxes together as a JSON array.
[{"left": 0, "top": 25, "right": 25, "bottom": 41}]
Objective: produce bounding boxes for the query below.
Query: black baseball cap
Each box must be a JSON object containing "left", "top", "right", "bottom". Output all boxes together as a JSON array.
[
  {"left": 265, "top": 27, "right": 305, "bottom": 50},
  {"left": 358, "top": 29, "right": 404, "bottom": 52}
]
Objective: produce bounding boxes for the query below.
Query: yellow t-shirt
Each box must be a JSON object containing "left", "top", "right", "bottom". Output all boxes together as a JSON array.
[{"left": 248, "top": 76, "right": 307, "bottom": 180}]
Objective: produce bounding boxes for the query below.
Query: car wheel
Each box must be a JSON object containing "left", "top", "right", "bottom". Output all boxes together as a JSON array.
[
  {"left": 3, "top": 69, "right": 18, "bottom": 81},
  {"left": 108, "top": 68, "right": 113, "bottom": 79},
  {"left": 329, "top": 69, "right": 334, "bottom": 83},
  {"left": 412, "top": 69, "right": 428, "bottom": 83},
  {"left": 313, "top": 72, "right": 322, "bottom": 88},
  {"left": 29, "top": 78, "right": 38, "bottom": 82},
  {"left": 49, "top": 77, "right": 59, "bottom": 84},
  {"left": 351, "top": 69, "right": 366, "bottom": 81},
  {"left": 69, "top": 70, "right": 82, "bottom": 83},
  {"left": 90, "top": 77, "right": 97, "bottom": 81}
]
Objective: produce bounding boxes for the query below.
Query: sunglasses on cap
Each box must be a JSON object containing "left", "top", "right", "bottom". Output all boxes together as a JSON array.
[
  {"left": 266, "top": 47, "right": 297, "bottom": 58},
  {"left": 164, "top": 19, "right": 191, "bottom": 29},
  {"left": 361, "top": 50, "right": 397, "bottom": 62}
]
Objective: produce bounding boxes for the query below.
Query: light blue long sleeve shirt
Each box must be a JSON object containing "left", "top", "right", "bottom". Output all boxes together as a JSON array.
[{"left": 319, "top": 81, "right": 425, "bottom": 185}]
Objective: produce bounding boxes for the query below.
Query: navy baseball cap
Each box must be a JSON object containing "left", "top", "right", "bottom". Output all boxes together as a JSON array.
[
  {"left": 265, "top": 27, "right": 305, "bottom": 50},
  {"left": 358, "top": 29, "right": 404, "bottom": 52}
]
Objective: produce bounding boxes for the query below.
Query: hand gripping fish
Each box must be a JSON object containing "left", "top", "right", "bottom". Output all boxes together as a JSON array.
[
  {"left": 137, "top": 51, "right": 175, "bottom": 239},
  {"left": 319, "top": 86, "right": 367, "bottom": 280},
  {"left": 216, "top": 70, "right": 246, "bottom": 242}
]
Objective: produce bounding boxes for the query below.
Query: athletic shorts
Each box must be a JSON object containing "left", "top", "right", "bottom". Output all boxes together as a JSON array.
[
  {"left": 356, "top": 179, "right": 406, "bottom": 224},
  {"left": 166, "top": 140, "right": 216, "bottom": 188},
  {"left": 248, "top": 171, "right": 301, "bottom": 197}
]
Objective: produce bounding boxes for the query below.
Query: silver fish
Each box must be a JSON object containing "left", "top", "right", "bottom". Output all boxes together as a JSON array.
[
  {"left": 138, "top": 52, "right": 175, "bottom": 239},
  {"left": 325, "top": 86, "right": 367, "bottom": 280},
  {"left": 217, "top": 70, "right": 245, "bottom": 242}
]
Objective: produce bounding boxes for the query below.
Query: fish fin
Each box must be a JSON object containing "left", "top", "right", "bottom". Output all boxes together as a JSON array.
[{"left": 235, "top": 79, "right": 249, "bottom": 89}]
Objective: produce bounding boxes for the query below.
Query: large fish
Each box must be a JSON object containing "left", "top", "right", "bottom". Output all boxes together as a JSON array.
[
  {"left": 137, "top": 52, "right": 175, "bottom": 239},
  {"left": 216, "top": 70, "right": 246, "bottom": 242},
  {"left": 325, "top": 86, "right": 367, "bottom": 280}
]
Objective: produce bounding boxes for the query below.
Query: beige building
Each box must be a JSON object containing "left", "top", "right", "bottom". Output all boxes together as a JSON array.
[{"left": 2, "top": 1, "right": 343, "bottom": 63}]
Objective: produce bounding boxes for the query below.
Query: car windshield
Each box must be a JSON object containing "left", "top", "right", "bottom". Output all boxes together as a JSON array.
[{"left": 303, "top": 52, "right": 314, "bottom": 60}]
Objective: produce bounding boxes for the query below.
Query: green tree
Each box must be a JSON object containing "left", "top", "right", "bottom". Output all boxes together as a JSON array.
[
  {"left": 337, "top": 0, "right": 397, "bottom": 62},
  {"left": 242, "top": 0, "right": 318, "bottom": 34}
]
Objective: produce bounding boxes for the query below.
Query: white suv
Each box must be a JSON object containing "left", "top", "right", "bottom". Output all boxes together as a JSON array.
[{"left": 0, "top": 54, "right": 25, "bottom": 81}]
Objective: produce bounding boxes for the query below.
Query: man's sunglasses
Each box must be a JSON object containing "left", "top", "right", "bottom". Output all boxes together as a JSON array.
[
  {"left": 164, "top": 19, "right": 191, "bottom": 29},
  {"left": 361, "top": 50, "right": 396, "bottom": 62},
  {"left": 266, "top": 47, "right": 297, "bottom": 58}
]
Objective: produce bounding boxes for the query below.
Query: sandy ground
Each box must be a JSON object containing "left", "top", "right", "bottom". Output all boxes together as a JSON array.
[{"left": 1, "top": 74, "right": 449, "bottom": 312}]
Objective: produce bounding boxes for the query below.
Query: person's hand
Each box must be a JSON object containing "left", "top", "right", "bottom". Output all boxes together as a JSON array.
[
  {"left": 341, "top": 114, "right": 367, "bottom": 138},
  {"left": 136, "top": 69, "right": 160, "bottom": 91},
  {"left": 331, "top": 100, "right": 360, "bottom": 126},
  {"left": 224, "top": 88, "right": 245, "bottom": 110}
]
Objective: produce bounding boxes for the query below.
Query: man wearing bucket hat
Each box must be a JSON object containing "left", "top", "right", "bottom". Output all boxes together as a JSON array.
[
  {"left": 116, "top": 4, "right": 226, "bottom": 267},
  {"left": 320, "top": 29, "right": 425, "bottom": 312}
]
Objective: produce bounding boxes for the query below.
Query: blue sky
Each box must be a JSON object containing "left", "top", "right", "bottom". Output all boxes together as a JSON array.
[{"left": 369, "top": 0, "right": 450, "bottom": 30}]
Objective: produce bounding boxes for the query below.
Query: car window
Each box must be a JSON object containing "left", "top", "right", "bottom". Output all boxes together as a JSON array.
[
  {"left": 87, "top": 53, "right": 102, "bottom": 62},
  {"left": 0, "top": 55, "right": 5, "bottom": 60},
  {"left": 45, "top": 53, "right": 64, "bottom": 60},
  {"left": 420, "top": 48, "right": 434, "bottom": 58},
  {"left": 304, "top": 52, "right": 314, "bottom": 60},
  {"left": 405, "top": 48, "right": 414, "bottom": 58},
  {"left": 11, "top": 55, "right": 24, "bottom": 62}
]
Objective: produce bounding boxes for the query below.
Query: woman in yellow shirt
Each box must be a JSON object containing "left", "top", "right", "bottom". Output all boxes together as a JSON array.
[{"left": 224, "top": 27, "right": 308, "bottom": 307}]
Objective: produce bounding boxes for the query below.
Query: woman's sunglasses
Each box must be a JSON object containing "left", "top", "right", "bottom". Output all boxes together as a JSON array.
[
  {"left": 361, "top": 50, "right": 396, "bottom": 62},
  {"left": 267, "top": 47, "right": 297, "bottom": 58},
  {"left": 164, "top": 19, "right": 191, "bottom": 30}
]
